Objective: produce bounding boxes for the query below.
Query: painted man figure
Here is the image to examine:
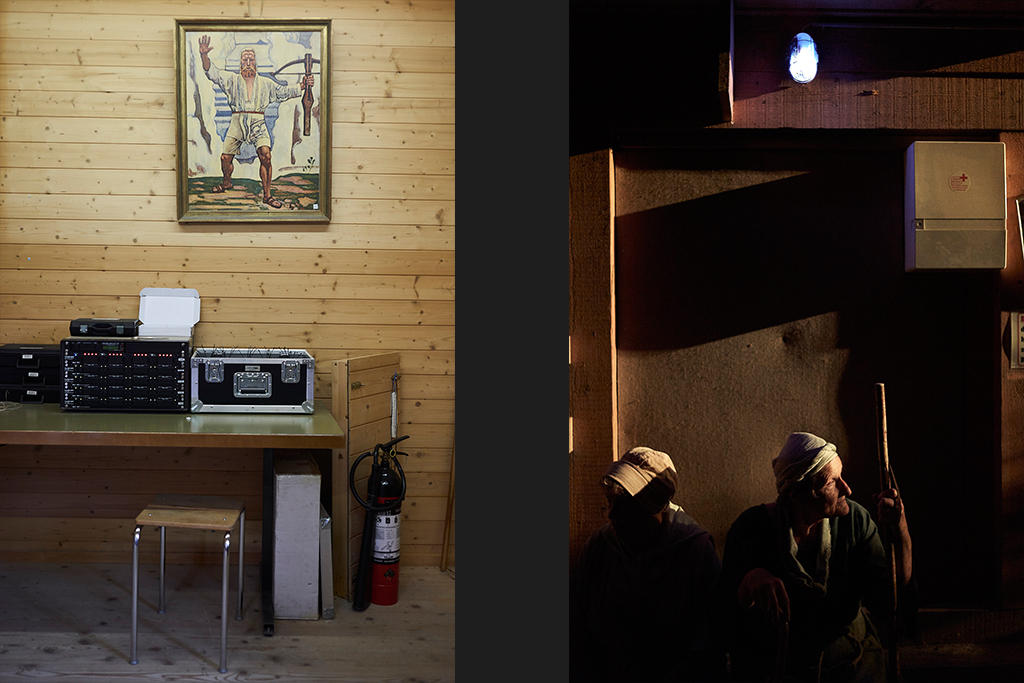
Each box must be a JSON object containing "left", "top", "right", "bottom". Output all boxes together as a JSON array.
[{"left": 198, "top": 35, "right": 314, "bottom": 208}]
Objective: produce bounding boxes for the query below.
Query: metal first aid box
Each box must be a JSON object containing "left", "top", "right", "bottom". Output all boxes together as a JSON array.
[{"left": 190, "top": 348, "right": 315, "bottom": 413}]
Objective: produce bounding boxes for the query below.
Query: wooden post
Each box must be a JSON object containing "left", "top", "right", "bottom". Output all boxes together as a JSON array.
[
  {"left": 440, "top": 446, "right": 455, "bottom": 572},
  {"left": 330, "top": 354, "right": 401, "bottom": 600},
  {"left": 569, "top": 149, "right": 618, "bottom": 566}
]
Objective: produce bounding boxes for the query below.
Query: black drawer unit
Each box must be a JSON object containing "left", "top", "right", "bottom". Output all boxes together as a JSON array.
[
  {"left": 0, "top": 343, "right": 61, "bottom": 403},
  {"left": 3, "top": 386, "right": 60, "bottom": 404},
  {"left": 61, "top": 337, "right": 191, "bottom": 412}
]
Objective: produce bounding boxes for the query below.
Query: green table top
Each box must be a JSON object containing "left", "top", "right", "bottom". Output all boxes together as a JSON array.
[{"left": 0, "top": 400, "right": 345, "bottom": 449}]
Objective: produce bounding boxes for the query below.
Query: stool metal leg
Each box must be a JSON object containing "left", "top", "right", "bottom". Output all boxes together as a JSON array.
[
  {"left": 220, "top": 531, "right": 230, "bottom": 673},
  {"left": 158, "top": 526, "right": 167, "bottom": 614},
  {"left": 130, "top": 525, "right": 140, "bottom": 665},
  {"left": 237, "top": 510, "right": 245, "bottom": 620}
]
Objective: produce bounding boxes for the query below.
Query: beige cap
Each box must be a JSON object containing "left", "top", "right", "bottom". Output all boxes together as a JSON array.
[{"left": 604, "top": 446, "right": 677, "bottom": 500}]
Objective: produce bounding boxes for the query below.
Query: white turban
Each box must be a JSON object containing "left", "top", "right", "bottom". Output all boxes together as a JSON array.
[{"left": 772, "top": 432, "right": 838, "bottom": 495}]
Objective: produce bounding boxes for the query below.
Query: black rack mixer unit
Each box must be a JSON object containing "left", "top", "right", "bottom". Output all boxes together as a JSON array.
[{"left": 60, "top": 337, "right": 191, "bottom": 412}]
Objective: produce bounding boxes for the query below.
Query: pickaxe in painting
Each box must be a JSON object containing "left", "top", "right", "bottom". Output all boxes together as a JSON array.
[{"left": 267, "top": 53, "right": 321, "bottom": 136}]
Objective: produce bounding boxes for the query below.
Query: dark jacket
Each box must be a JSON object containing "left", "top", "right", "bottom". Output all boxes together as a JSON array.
[
  {"left": 720, "top": 499, "right": 892, "bottom": 682},
  {"left": 572, "top": 503, "right": 723, "bottom": 683}
]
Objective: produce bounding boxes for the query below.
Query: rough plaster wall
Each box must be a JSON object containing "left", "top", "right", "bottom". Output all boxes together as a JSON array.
[
  {"left": 617, "top": 313, "right": 852, "bottom": 552},
  {"left": 610, "top": 141, "right": 1001, "bottom": 607}
]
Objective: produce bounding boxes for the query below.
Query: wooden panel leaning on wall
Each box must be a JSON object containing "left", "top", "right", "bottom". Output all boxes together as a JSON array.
[
  {"left": 331, "top": 353, "right": 455, "bottom": 596},
  {"left": 0, "top": 0, "right": 454, "bottom": 568},
  {"left": 333, "top": 353, "right": 398, "bottom": 599}
]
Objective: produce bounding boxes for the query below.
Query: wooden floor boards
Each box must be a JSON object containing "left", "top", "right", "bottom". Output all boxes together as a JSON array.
[{"left": 0, "top": 562, "right": 455, "bottom": 681}]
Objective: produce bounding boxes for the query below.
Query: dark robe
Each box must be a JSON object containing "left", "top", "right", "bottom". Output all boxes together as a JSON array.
[
  {"left": 720, "top": 499, "right": 892, "bottom": 683},
  {"left": 572, "top": 504, "right": 723, "bottom": 682}
]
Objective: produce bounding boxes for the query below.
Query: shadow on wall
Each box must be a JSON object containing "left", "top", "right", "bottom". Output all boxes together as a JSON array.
[
  {"left": 615, "top": 162, "right": 900, "bottom": 352},
  {"left": 571, "top": 0, "right": 730, "bottom": 155},
  {"left": 612, "top": 144, "right": 1000, "bottom": 606}
]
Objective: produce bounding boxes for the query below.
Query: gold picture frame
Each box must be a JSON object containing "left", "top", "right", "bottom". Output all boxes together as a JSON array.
[{"left": 174, "top": 19, "right": 331, "bottom": 223}]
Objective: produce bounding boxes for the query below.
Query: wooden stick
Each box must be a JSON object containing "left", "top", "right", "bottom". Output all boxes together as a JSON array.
[
  {"left": 874, "top": 382, "right": 899, "bottom": 683},
  {"left": 440, "top": 446, "right": 455, "bottom": 572},
  {"left": 875, "top": 383, "right": 890, "bottom": 490}
]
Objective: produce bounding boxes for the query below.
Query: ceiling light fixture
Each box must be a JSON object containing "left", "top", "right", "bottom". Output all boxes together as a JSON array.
[{"left": 788, "top": 32, "right": 818, "bottom": 84}]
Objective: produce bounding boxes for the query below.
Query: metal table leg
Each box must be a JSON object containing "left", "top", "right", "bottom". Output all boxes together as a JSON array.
[
  {"left": 219, "top": 531, "right": 230, "bottom": 673},
  {"left": 237, "top": 509, "right": 245, "bottom": 621},
  {"left": 158, "top": 526, "right": 166, "bottom": 614},
  {"left": 130, "top": 525, "right": 140, "bottom": 665},
  {"left": 262, "top": 447, "right": 275, "bottom": 636}
]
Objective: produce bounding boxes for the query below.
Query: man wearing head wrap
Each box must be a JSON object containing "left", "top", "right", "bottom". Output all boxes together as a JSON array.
[
  {"left": 720, "top": 432, "right": 913, "bottom": 683},
  {"left": 571, "top": 447, "right": 725, "bottom": 682}
]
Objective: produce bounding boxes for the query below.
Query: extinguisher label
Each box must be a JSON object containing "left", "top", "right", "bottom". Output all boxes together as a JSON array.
[{"left": 373, "top": 510, "right": 401, "bottom": 562}]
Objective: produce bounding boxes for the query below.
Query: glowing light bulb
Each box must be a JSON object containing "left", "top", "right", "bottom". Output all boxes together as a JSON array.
[{"left": 789, "top": 32, "right": 818, "bottom": 84}]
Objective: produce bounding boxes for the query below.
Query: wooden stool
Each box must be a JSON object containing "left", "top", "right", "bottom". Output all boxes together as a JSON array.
[{"left": 130, "top": 494, "right": 245, "bottom": 673}]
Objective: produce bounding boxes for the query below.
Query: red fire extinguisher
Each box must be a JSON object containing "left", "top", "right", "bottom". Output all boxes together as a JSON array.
[{"left": 350, "top": 435, "right": 408, "bottom": 611}]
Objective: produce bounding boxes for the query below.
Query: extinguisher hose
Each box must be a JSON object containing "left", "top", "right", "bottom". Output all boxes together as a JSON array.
[{"left": 349, "top": 438, "right": 409, "bottom": 511}]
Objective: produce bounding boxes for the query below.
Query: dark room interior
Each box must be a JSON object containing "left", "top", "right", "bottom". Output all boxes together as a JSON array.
[{"left": 570, "top": 1, "right": 1024, "bottom": 681}]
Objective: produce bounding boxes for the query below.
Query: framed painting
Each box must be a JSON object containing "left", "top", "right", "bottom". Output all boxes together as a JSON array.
[{"left": 175, "top": 19, "right": 331, "bottom": 223}]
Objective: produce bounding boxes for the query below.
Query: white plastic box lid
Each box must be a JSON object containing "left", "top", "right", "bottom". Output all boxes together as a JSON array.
[{"left": 138, "top": 287, "right": 200, "bottom": 337}]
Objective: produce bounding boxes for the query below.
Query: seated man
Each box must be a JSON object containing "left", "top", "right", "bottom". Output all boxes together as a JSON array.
[
  {"left": 720, "top": 432, "right": 913, "bottom": 683},
  {"left": 571, "top": 446, "right": 723, "bottom": 682}
]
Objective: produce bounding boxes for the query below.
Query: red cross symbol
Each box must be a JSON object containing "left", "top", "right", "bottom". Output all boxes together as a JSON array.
[{"left": 960, "top": 174, "right": 968, "bottom": 181}]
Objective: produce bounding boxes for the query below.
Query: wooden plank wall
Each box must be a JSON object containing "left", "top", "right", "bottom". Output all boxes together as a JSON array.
[{"left": 0, "top": 0, "right": 454, "bottom": 569}]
